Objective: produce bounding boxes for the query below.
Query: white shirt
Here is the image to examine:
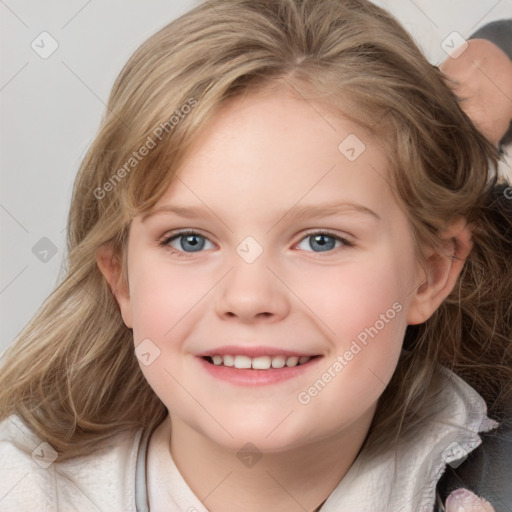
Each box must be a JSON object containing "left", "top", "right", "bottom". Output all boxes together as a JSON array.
[
  {"left": 0, "top": 366, "right": 498, "bottom": 511},
  {"left": 499, "top": 142, "right": 512, "bottom": 181}
]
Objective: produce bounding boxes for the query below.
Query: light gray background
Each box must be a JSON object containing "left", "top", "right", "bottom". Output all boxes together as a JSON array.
[{"left": 2, "top": 0, "right": 511, "bottom": 353}]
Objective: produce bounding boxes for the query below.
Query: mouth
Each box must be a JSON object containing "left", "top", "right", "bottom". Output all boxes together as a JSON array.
[
  {"left": 202, "top": 354, "right": 320, "bottom": 369},
  {"left": 197, "top": 351, "right": 323, "bottom": 386}
]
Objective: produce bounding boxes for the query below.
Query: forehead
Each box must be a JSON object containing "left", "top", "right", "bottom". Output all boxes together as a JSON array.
[{"left": 149, "top": 85, "right": 398, "bottom": 224}]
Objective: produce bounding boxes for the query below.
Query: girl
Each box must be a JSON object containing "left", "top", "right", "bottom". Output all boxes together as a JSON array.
[{"left": 1, "top": 0, "right": 511, "bottom": 510}]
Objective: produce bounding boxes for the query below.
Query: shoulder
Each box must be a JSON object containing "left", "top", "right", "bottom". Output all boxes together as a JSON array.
[
  {"left": 0, "top": 415, "right": 56, "bottom": 511},
  {"left": 470, "top": 19, "right": 512, "bottom": 61},
  {"left": 321, "top": 365, "right": 497, "bottom": 512},
  {"left": 437, "top": 402, "right": 512, "bottom": 511},
  {"left": 0, "top": 414, "right": 143, "bottom": 512},
  {"left": 399, "top": 367, "right": 500, "bottom": 511},
  {"left": 424, "top": 366, "right": 511, "bottom": 511}
]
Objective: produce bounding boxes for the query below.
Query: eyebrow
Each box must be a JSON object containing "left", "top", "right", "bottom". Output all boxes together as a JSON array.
[{"left": 142, "top": 201, "right": 380, "bottom": 223}]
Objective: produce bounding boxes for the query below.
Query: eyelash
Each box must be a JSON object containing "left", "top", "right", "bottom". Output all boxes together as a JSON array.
[{"left": 158, "top": 229, "right": 354, "bottom": 258}]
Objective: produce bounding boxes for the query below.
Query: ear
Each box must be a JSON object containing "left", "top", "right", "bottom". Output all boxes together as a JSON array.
[
  {"left": 407, "top": 219, "right": 473, "bottom": 325},
  {"left": 96, "top": 244, "right": 133, "bottom": 328}
]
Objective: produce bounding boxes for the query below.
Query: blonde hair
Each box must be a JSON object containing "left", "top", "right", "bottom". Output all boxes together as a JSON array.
[{"left": 1, "top": 0, "right": 511, "bottom": 461}]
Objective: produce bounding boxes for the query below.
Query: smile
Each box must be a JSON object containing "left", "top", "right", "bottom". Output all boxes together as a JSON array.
[
  {"left": 203, "top": 354, "right": 315, "bottom": 369},
  {"left": 198, "top": 352, "right": 322, "bottom": 386}
]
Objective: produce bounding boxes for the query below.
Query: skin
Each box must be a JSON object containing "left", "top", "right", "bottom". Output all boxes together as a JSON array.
[
  {"left": 441, "top": 38, "right": 512, "bottom": 147},
  {"left": 445, "top": 489, "right": 495, "bottom": 512},
  {"left": 98, "top": 82, "right": 473, "bottom": 511}
]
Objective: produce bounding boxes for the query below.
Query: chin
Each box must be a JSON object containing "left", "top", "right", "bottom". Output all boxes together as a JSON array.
[{"left": 201, "top": 416, "right": 315, "bottom": 454}]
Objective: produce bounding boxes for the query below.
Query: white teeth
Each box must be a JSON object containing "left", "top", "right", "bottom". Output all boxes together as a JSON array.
[
  {"left": 271, "top": 356, "right": 286, "bottom": 368},
  {"left": 285, "top": 356, "right": 299, "bottom": 367},
  {"left": 251, "top": 356, "right": 271, "bottom": 370},
  {"left": 207, "top": 354, "right": 313, "bottom": 369},
  {"left": 233, "top": 355, "right": 252, "bottom": 369},
  {"left": 223, "top": 354, "right": 234, "bottom": 367}
]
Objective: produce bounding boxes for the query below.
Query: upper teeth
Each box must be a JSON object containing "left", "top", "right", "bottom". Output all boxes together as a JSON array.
[{"left": 209, "top": 355, "right": 311, "bottom": 369}]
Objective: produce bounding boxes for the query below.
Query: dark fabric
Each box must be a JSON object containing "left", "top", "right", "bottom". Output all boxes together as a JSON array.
[
  {"left": 436, "top": 412, "right": 512, "bottom": 511},
  {"left": 469, "top": 19, "right": 512, "bottom": 148},
  {"left": 470, "top": 20, "right": 512, "bottom": 61}
]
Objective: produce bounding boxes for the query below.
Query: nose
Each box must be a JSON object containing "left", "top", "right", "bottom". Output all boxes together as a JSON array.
[{"left": 214, "top": 253, "right": 290, "bottom": 324}]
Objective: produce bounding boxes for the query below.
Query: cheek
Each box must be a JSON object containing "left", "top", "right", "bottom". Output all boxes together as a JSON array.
[
  {"left": 294, "top": 257, "right": 409, "bottom": 339},
  {"left": 296, "top": 272, "right": 407, "bottom": 430},
  {"left": 297, "top": 252, "right": 413, "bottom": 397},
  {"left": 336, "top": 268, "right": 406, "bottom": 370},
  {"left": 128, "top": 259, "right": 206, "bottom": 340}
]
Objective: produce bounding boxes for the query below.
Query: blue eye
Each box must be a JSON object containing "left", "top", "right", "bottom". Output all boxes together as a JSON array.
[
  {"left": 160, "top": 230, "right": 352, "bottom": 257},
  {"left": 297, "top": 232, "right": 350, "bottom": 252},
  {"left": 161, "top": 231, "right": 214, "bottom": 254}
]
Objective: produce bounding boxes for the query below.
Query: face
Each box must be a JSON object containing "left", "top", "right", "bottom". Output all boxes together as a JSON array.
[{"left": 115, "top": 84, "right": 426, "bottom": 453}]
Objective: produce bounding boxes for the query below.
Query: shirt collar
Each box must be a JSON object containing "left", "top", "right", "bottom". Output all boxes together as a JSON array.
[{"left": 320, "top": 365, "right": 498, "bottom": 511}]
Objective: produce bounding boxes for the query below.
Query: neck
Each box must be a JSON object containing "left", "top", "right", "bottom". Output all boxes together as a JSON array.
[{"left": 168, "top": 404, "right": 377, "bottom": 512}]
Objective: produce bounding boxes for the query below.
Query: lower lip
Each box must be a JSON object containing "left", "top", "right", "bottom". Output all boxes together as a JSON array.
[{"left": 197, "top": 356, "right": 323, "bottom": 386}]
